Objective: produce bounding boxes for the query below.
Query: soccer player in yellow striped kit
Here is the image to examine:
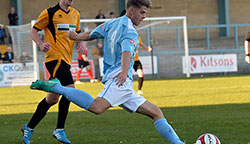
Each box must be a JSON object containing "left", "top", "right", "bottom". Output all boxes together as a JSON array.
[{"left": 21, "top": 0, "right": 84, "bottom": 143}]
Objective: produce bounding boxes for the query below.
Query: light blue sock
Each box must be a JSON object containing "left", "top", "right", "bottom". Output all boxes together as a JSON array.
[
  {"left": 53, "top": 84, "right": 94, "bottom": 110},
  {"left": 154, "top": 118, "right": 184, "bottom": 144}
]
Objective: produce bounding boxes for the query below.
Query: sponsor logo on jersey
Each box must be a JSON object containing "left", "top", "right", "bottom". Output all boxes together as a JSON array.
[
  {"left": 129, "top": 39, "right": 136, "bottom": 47},
  {"left": 57, "top": 24, "right": 76, "bottom": 31},
  {"left": 101, "top": 24, "right": 104, "bottom": 29}
]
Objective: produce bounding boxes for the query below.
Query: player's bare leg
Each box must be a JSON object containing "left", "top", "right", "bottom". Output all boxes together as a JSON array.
[
  {"left": 136, "top": 101, "right": 185, "bottom": 144},
  {"left": 88, "top": 97, "right": 111, "bottom": 114},
  {"left": 136, "top": 69, "right": 144, "bottom": 94},
  {"left": 46, "top": 92, "right": 61, "bottom": 104}
]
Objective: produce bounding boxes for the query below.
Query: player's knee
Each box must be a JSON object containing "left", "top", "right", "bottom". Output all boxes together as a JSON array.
[
  {"left": 92, "top": 107, "right": 105, "bottom": 115},
  {"left": 88, "top": 98, "right": 110, "bottom": 115},
  {"left": 139, "top": 72, "right": 143, "bottom": 77},
  {"left": 137, "top": 69, "right": 143, "bottom": 77},
  {"left": 152, "top": 108, "right": 164, "bottom": 121},
  {"left": 46, "top": 98, "right": 58, "bottom": 105},
  {"left": 89, "top": 105, "right": 105, "bottom": 115},
  {"left": 46, "top": 94, "right": 60, "bottom": 105}
]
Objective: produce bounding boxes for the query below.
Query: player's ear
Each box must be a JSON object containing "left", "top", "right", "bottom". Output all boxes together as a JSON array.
[{"left": 127, "top": 6, "right": 134, "bottom": 16}]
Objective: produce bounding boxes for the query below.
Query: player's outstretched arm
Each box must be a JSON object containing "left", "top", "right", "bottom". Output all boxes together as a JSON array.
[
  {"left": 140, "top": 42, "right": 152, "bottom": 52},
  {"left": 67, "top": 31, "right": 94, "bottom": 41}
]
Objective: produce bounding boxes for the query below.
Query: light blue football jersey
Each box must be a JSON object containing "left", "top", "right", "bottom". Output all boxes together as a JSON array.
[{"left": 90, "top": 15, "right": 139, "bottom": 83}]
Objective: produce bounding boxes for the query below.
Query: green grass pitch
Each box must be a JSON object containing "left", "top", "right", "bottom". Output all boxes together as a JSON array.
[{"left": 1, "top": 75, "right": 250, "bottom": 143}]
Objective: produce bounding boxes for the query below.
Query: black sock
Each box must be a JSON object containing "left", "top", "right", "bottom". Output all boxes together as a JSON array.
[
  {"left": 27, "top": 98, "right": 52, "bottom": 129},
  {"left": 56, "top": 96, "right": 70, "bottom": 129},
  {"left": 138, "top": 77, "right": 144, "bottom": 90}
]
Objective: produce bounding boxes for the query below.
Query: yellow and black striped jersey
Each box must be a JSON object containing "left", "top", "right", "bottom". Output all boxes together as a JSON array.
[
  {"left": 33, "top": 3, "right": 80, "bottom": 65},
  {"left": 134, "top": 36, "right": 142, "bottom": 61}
]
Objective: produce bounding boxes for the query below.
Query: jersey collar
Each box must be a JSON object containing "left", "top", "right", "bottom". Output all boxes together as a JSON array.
[{"left": 57, "top": 3, "right": 71, "bottom": 14}]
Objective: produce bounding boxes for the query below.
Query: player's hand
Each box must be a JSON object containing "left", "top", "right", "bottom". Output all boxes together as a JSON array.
[
  {"left": 113, "top": 72, "right": 127, "bottom": 87},
  {"left": 67, "top": 31, "right": 78, "bottom": 40},
  {"left": 147, "top": 46, "right": 152, "bottom": 52},
  {"left": 39, "top": 42, "right": 51, "bottom": 52},
  {"left": 245, "top": 56, "right": 250, "bottom": 64}
]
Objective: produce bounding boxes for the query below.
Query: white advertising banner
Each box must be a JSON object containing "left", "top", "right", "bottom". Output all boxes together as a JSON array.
[
  {"left": 0, "top": 63, "right": 35, "bottom": 87},
  {"left": 99, "top": 56, "right": 158, "bottom": 76},
  {"left": 182, "top": 54, "right": 237, "bottom": 74}
]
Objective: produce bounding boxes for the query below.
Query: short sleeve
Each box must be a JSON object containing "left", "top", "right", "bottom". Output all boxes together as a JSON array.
[
  {"left": 90, "top": 22, "right": 106, "bottom": 39},
  {"left": 33, "top": 9, "right": 49, "bottom": 31}
]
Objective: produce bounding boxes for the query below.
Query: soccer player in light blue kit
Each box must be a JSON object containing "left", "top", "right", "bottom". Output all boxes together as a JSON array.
[{"left": 30, "top": 0, "right": 185, "bottom": 143}]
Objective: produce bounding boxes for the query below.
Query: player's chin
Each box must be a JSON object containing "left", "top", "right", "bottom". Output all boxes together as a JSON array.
[
  {"left": 135, "top": 21, "right": 141, "bottom": 26},
  {"left": 68, "top": 1, "right": 73, "bottom": 5}
]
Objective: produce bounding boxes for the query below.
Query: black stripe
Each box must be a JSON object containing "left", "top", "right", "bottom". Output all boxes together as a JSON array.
[
  {"left": 47, "top": 4, "right": 60, "bottom": 43},
  {"left": 58, "top": 28, "right": 69, "bottom": 31},
  {"left": 33, "top": 26, "right": 41, "bottom": 31}
]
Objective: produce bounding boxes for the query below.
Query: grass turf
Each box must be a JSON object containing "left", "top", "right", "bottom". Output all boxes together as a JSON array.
[{"left": 1, "top": 75, "right": 250, "bottom": 143}]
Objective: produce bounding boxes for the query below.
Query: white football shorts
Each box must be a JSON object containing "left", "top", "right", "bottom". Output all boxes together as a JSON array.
[{"left": 98, "top": 77, "right": 146, "bottom": 113}]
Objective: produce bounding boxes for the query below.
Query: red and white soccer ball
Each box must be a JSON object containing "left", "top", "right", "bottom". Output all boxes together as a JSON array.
[{"left": 195, "top": 133, "right": 221, "bottom": 144}]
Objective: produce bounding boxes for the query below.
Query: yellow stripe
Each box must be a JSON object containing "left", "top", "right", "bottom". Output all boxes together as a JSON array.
[{"left": 52, "top": 59, "right": 61, "bottom": 78}]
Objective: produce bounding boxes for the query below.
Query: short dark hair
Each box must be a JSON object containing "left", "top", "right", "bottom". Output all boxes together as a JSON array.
[
  {"left": 120, "top": 10, "right": 126, "bottom": 16},
  {"left": 126, "top": 0, "right": 152, "bottom": 10}
]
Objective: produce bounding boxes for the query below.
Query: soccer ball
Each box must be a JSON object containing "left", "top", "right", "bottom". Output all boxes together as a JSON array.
[{"left": 195, "top": 133, "right": 221, "bottom": 144}]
